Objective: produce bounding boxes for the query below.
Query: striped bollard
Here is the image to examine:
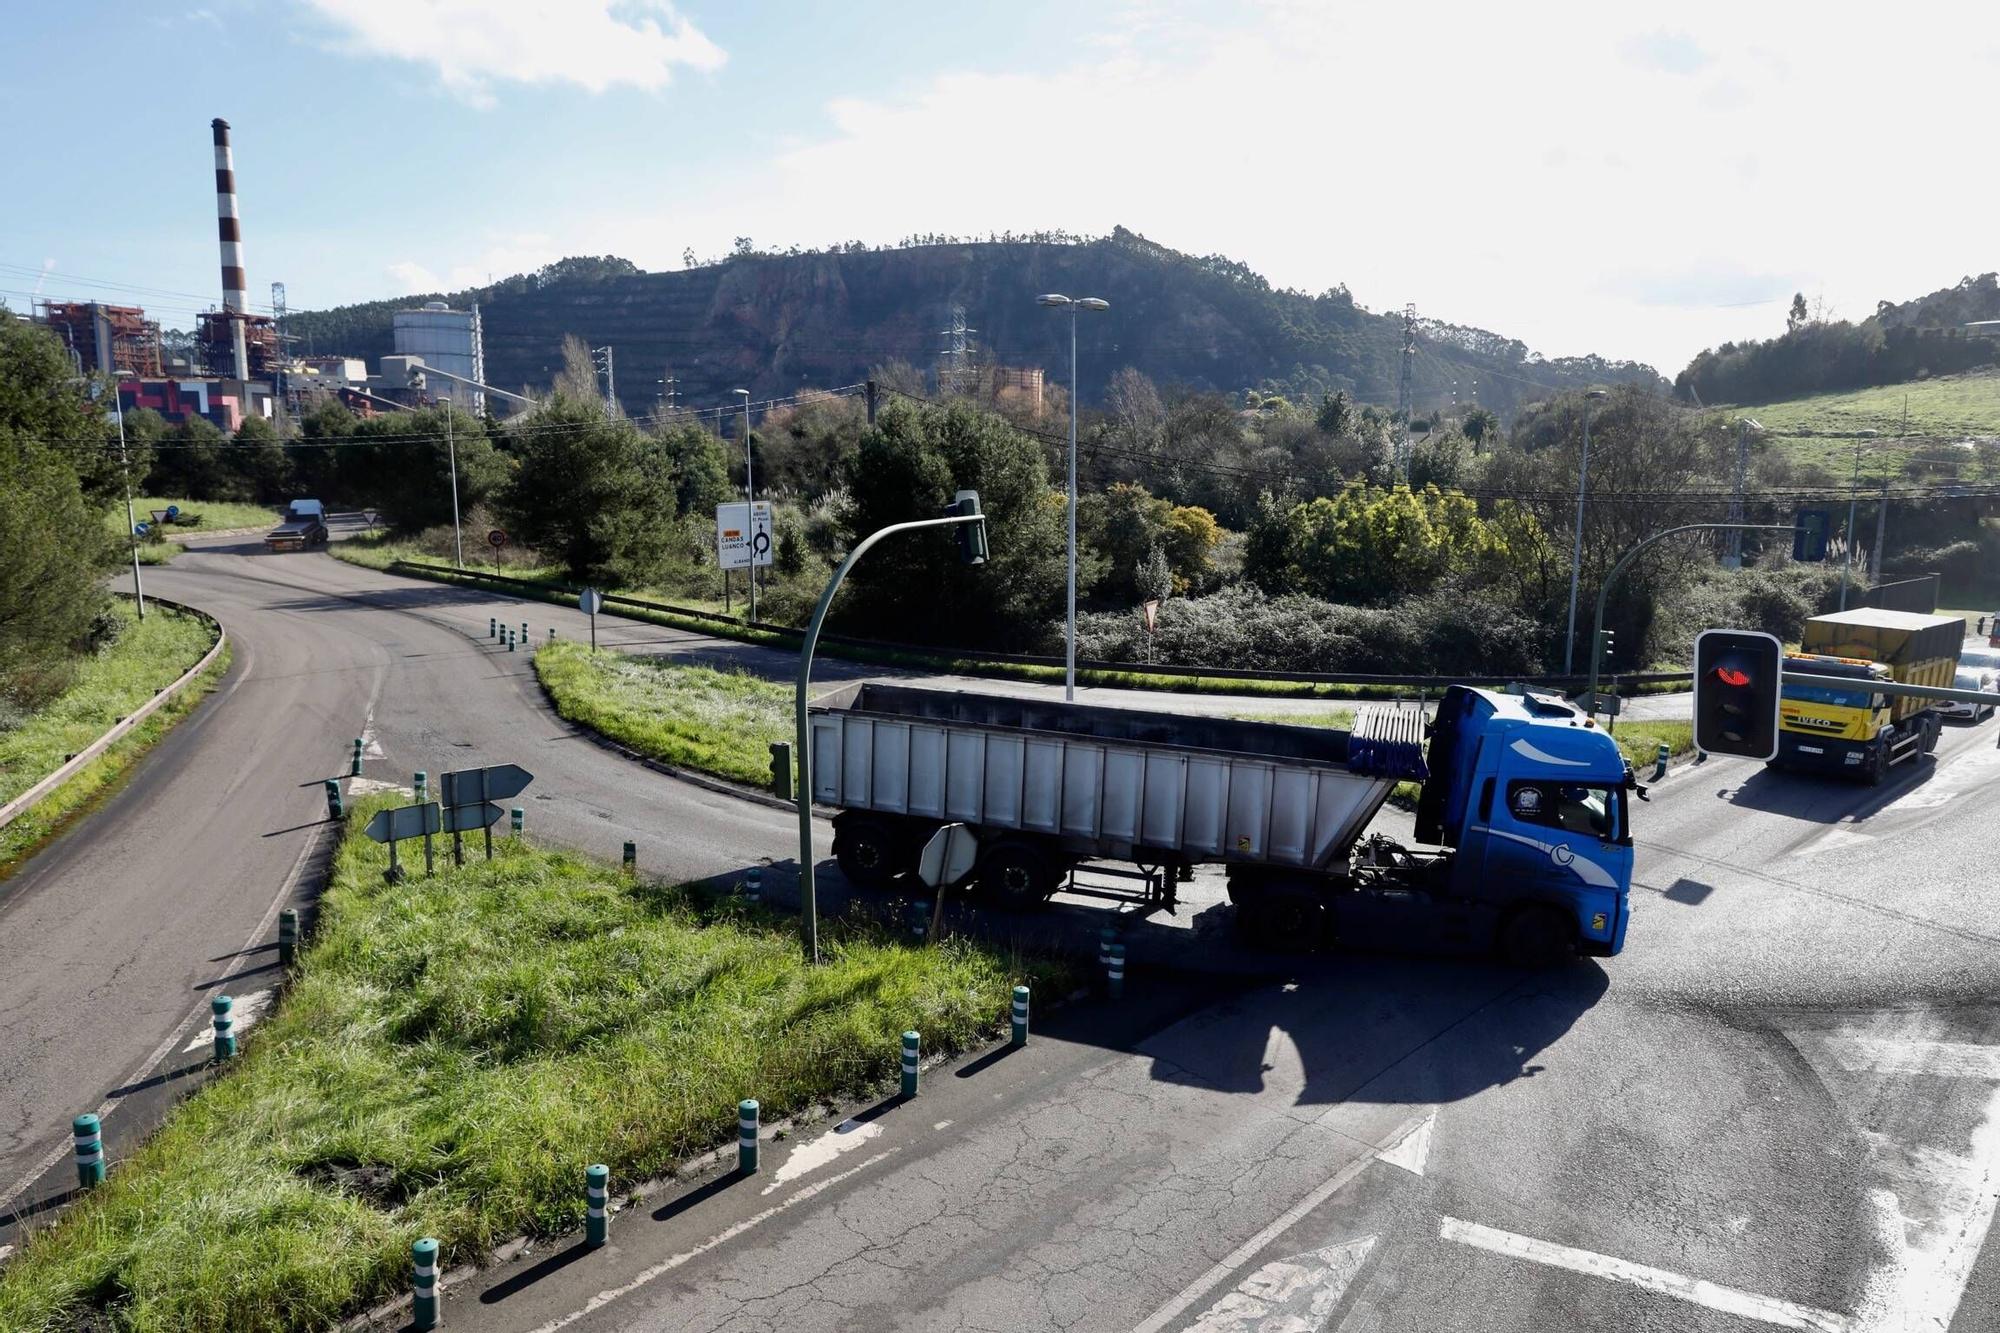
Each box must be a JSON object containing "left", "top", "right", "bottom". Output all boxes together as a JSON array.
[
  {"left": 1098, "top": 925, "right": 1115, "bottom": 971},
  {"left": 510, "top": 806, "right": 524, "bottom": 836},
  {"left": 622, "top": 841, "right": 636, "bottom": 874},
  {"left": 1653, "top": 743, "right": 1670, "bottom": 782},
  {"left": 351, "top": 738, "right": 364, "bottom": 777},
  {"left": 908, "top": 899, "right": 927, "bottom": 943},
  {"left": 746, "top": 866, "right": 762, "bottom": 904},
  {"left": 585, "top": 1163, "right": 609, "bottom": 1248},
  {"left": 278, "top": 908, "right": 298, "bottom": 966},
  {"left": 1011, "top": 985, "right": 1030, "bottom": 1047},
  {"left": 324, "top": 779, "right": 343, "bottom": 819},
  {"left": 1106, "top": 943, "right": 1126, "bottom": 1000},
  {"left": 73, "top": 1113, "right": 104, "bottom": 1188},
  {"left": 211, "top": 994, "right": 236, "bottom": 1060},
  {"left": 411, "top": 1237, "right": 440, "bottom": 1330},
  {"left": 414, "top": 771, "right": 428, "bottom": 803},
  {"left": 549, "top": 627, "right": 556, "bottom": 643},
  {"left": 520, "top": 621, "right": 528, "bottom": 644},
  {"left": 738, "top": 1099, "right": 760, "bottom": 1174},
  {"left": 507, "top": 629, "right": 516, "bottom": 653},
  {"left": 900, "top": 1030, "right": 921, "bottom": 1098},
  {"left": 488, "top": 617, "right": 497, "bottom": 639}
]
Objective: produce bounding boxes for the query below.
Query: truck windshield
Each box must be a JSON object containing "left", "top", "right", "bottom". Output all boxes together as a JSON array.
[
  {"left": 1506, "top": 781, "right": 1621, "bottom": 841},
  {"left": 1782, "top": 682, "right": 1874, "bottom": 710}
]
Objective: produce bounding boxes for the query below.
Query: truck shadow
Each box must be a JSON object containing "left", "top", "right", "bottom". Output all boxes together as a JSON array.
[{"left": 1723, "top": 753, "right": 1939, "bottom": 821}]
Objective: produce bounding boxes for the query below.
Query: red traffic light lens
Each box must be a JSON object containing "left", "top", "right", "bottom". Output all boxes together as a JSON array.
[{"left": 1713, "top": 666, "right": 1751, "bottom": 687}]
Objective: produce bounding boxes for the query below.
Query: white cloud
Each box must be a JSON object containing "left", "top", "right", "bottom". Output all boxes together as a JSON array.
[
  {"left": 298, "top": 0, "right": 723, "bottom": 107},
  {"left": 386, "top": 260, "right": 441, "bottom": 292}
]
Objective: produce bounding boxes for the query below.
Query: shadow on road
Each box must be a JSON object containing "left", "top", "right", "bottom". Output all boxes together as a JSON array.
[{"left": 1724, "top": 753, "right": 1938, "bottom": 821}]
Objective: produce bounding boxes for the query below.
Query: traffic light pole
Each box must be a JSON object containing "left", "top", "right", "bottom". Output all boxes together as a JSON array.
[
  {"left": 1587, "top": 523, "right": 1794, "bottom": 707},
  {"left": 794, "top": 507, "right": 988, "bottom": 965}
]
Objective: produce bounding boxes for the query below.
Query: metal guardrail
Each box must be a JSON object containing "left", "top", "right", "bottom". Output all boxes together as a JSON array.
[{"left": 387, "top": 560, "right": 1697, "bottom": 693}]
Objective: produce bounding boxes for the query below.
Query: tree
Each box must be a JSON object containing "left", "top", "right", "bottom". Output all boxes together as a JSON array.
[
  {"left": 501, "top": 392, "right": 680, "bottom": 583},
  {"left": 1135, "top": 543, "right": 1173, "bottom": 605},
  {"left": 655, "top": 419, "right": 732, "bottom": 518},
  {"left": 1461, "top": 406, "right": 1499, "bottom": 451},
  {"left": 1787, "top": 292, "right": 1809, "bottom": 333},
  {"left": 345, "top": 406, "right": 507, "bottom": 533},
  {"left": 231, "top": 415, "right": 291, "bottom": 502}
]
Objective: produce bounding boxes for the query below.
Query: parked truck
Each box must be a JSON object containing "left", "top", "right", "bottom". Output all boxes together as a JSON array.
[
  {"left": 1774, "top": 608, "right": 1963, "bottom": 783},
  {"left": 810, "top": 682, "right": 1636, "bottom": 966},
  {"left": 265, "top": 499, "right": 329, "bottom": 552}
]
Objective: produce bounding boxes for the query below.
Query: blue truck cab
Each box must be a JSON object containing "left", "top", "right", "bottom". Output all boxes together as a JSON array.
[{"left": 1409, "top": 685, "right": 1634, "bottom": 962}]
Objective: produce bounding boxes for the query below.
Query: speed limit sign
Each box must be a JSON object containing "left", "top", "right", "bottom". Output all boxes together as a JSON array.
[{"left": 487, "top": 528, "right": 509, "bottom": 549}]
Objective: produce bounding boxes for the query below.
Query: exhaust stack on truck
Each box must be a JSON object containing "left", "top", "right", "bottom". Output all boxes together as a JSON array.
[{"left": 810, "top": 683, "right": 1635, "bottom": 966}]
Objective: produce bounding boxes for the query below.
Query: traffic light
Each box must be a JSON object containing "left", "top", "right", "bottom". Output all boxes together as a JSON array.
[
  {"left": 768, "top": 741, "right": 792, "bottom": 800},
  {"left": 1793, "top": 509, "right": 1830, "bottom": 561},
  {"left": 1597, "top": 628, "right": 1616, "bottom": 664},
  {"left": 947, "top": 489, "right": 989, "bottom": 566},
  {"left": 1692, "top": 628, "right": 1782, "bottom": 760}
]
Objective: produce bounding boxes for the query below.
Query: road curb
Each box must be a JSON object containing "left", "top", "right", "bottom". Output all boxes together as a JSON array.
[{"left": 0, "top": 595, "right": 227, "bottom": 832}]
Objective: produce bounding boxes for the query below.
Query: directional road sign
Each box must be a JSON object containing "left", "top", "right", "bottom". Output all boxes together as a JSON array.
[
  {"left": 364, "top": 802, "right": 442, "bottom": 844},
  {"left": 441, "top": 802, "right": 504, "bottom": 834},
  {"left": 917, "top": 823, "right": 979, "bottom": 889},
  {"left": 440, "top": 764, "right": 533, "bottom": 809},
  {"left": 716, "top": 501, "right": 774, "bottom": 570}
]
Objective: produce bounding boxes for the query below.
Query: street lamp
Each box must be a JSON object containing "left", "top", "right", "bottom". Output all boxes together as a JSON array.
[
  {"left": 104, "top": 372, "right": 146, "bottom": 620},
  {"left": 1838, "top": 429, "right": 1880, "bottom": 611},
  {"left": 734, "top": 388, "right": 756, "bottom": 623},
  {"left": 1036, "top": 292, "right": 1110, "bottom": 701},
  {"left": 1562, "top": 388, "right": 1609, "bottom": 676}
]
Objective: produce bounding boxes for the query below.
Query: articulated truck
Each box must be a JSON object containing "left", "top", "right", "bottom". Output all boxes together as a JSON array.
[
  {"left": 810, "top": 683, "right": 1636, "bottom": 966},
  {"left": 1775, "top": 608, "right": 1963, "bottom": 783}
]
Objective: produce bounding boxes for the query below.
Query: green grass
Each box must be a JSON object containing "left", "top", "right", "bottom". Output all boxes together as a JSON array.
[
  {"left": 0, "top": 795, "right": 1070, "bottom": 1332},
  {"left": 1229, "top": 708, "right": 1357, "bottom": 729},
  {"left": 1609, "top": 719, "right": 1693, "bottom": 770},
  {"left": 121, "top": 496, "right": 280, "bottom": 534},
  {"left": 536, "top": 641, "right": 792, "bottom": 788},
  {"left": 1724, "top": 372, "right": 2000, "bottom": 480}
]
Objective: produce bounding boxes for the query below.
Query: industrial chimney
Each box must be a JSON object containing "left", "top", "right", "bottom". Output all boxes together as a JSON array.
[{"left": 211, "top": 117, "right": 249, "bottom": 381}]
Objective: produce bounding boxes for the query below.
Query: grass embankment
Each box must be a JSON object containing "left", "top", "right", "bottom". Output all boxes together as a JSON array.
[
  {"left": 0, "top": 602, "right": 222, "bottom": 877},
  {"left": 1731, "top": 371, "right": 2000, "bottom": 477},
  {"left": 110, "top": 497, "right": 281, "bottom": 564},
  {"left": 0, "top": 796, "right": 1067, "bottom": 1332},
  {"left": 536, "top": 640, "right": 791, "bottom": 788}
]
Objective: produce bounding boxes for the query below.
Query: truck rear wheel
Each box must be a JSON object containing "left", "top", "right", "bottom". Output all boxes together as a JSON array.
[
  {"left": 1499, "top": 906, "right": 1575, "bottom": 969},
  {"left": 1236, "top": 889, "right": 1324, "bottom": 954},
  {"left": 975, "top": 842, "right": 1058, "bottom": 907},
  {"left": 833, "top": 818, "right": 902, "bottom": 890}
]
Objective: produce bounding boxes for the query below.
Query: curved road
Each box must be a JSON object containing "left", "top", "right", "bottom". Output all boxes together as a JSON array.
[{"left": 4, "top": 538, "right": 1998, "bottom": 1333}]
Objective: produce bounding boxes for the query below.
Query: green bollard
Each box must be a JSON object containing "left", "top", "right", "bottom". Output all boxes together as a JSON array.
[
  {"left": 520, "top": 621, "right": 528, "bottom": 644},
  {"left": 73, "top": 1113, "right": 104, "bottom": 1188},
  {"left": 324, "top": 778, "right": 343, "bottom": 820},
  {"left": 549, "top": 627, "right": 556, "bottom": 643},
  {"left": 908, "top": 899, "right": 928, "bottom": 943},
  {"left": 1107, "top": 943, "right": 1126, "bottom": 999},
  {"left": 414, "top": 771, "right": 428, "bottom": 803},
  {"left": 746, "top": 866, "right": 762, "bottom": 904},
  {"left": 1098, "top": 925, "right": 1115, "bottom": 970},
  {"left": 351, "top": 738, "right": 363, "bottom": 777},
  {"left": 900, "top": 1030, "right": 920, "bottom": 1098},
  {"left": 738, "top": 1099, "right": 760, "bottom": 1173},
  {"left": 1654, "top": 742, "right": 1670, "bottom": 782},
  {"left": 585, "top": 1163, "right": 609, "bottom": 1248},
  {"left": 622, "top": 840, "right": 636, "bottom": 874},
  {"left": 411, "top": 1237, "right": 440, "bottom": 1330},
  {"left": 507, "top": 628, "right": 516, "bottom": 653},
  {"left": 278, "top": 908, "right": 298, "bottom": 966},
  {"left": 1011, "top": 985, "right": 1030, "bottom": 1047},
  {"left": 510, "top": 806, "right": 524, "bottom": 835},
  {"left": 211, "top": 994, "right": 236, "bottom": 1060},
  {"left": 488, "top": 616, "right": 497, "bottom": 639}
]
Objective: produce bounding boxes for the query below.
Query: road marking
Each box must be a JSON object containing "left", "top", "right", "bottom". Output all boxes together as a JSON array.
[
  {"left": 180, "top": 988, "right": 274, "bottom": 1054},
  {"left": 761, "top": 1117, "right": 883, "bottom": 1194},
  {"left": 1131, "top": 1114, "right": 1424, "bottom": 1333},
  {"left": 346, "top": 777, "right": 411, "bottom": 799},
  {"left": 523, "top": 1150, "right": 895, "bottom": 1333},
  {"left": 1827, "top": 1036, "right": 2000, "bottom": 1080},
  {"left": 1438, "top": 1216, "right": 1853, "bottom": 1332},
  {"left": 1376, "top": 1111, "right": 1434, "bottom": 1177},
  {"left": 1789, "top": 827, "right": 1876, "bottom": 858},
  {"left": 1186, "top": 1236, "right": 1376, "bottom": 1332},
  {"left": 1879, "top": 744, "right": 2000, "bottom": 813}
]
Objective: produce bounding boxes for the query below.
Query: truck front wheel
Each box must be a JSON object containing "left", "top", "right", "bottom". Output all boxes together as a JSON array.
[
  {"left": 1499, "top": 906, "right": 1575, "bottom": 969},
  {"left": 833, "top": 818, "right": 902, "bottom": 890},
  {"left": 1865, "top": 743, "right": 1888, "bottom": 786}
]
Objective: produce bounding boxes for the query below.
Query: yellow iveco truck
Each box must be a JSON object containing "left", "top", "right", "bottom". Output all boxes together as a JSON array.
[{"left": 1774, "top": 608, "right": 1964, "bottom": 783}]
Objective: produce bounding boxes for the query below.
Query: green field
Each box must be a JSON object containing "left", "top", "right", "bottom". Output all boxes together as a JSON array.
[
  {"left": 1726, "top": 372, "right": 2000, "bottom": 480},
  {"left": 0, "top": 795, "right": 1067, "bottom": 1332},
  {"left": 121, "top": 496, "right": 280, "bottom": 533}
]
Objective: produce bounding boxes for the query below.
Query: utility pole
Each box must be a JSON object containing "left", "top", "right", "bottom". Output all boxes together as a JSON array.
[
  {"left": 865, "top": 378, "right": 878, "bottom": 425},
  {"left": 735, "top": 388, "right": 756, "bottom": 623},
  {"left": 592, "top": 345, "right": 615, "bottom": 413},
  {"left": 1562, "top": 389, "right": 1609, "bottom": 675},
  {"left": 1871, "top": 397, "right": 1906, "bottom": 586},
  {"left": 1725, "top": 418, "right": 1760, "bottom": 569},
  {"left": 1838, "top": 429, "right": 1878, "bottom": 611},
  {"left": 112, "top": 377, "right": 145, "bottom": 620},
  {"left": 444, "top": 403, "right": 463, "bottom": 568},
  {"left": 1395, "top": 304, "right": 1416, "bottom": 482},
  {"left": 270, "top": 280, "right": 288, "bottom": 433}
]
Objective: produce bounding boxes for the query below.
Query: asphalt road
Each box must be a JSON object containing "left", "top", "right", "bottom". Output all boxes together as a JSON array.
[{"left": 5, "top": 538, "right": 2000, "bottom": 1333}]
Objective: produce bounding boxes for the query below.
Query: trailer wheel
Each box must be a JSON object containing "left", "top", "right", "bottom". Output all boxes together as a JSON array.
[
  {"left": 976, "top": 842, "right": 1057, "bottom": 907},
  {"left": 833, "top": 818, "right": 902, "bottom": 890},
  {"left": 1498, "top": 906, "right": 1574, "bottom": 969},
  {"left": 1921, "top": 717, "right": 1940, "bottom": 755}
]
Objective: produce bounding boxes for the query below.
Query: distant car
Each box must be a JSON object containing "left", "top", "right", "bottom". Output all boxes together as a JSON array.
[
  {"left": 1960, "top": 644, "right": 2000, "bottom": 675},
  {"left": 1939, "top": 666, "right": 1997, "bottom": 721}
]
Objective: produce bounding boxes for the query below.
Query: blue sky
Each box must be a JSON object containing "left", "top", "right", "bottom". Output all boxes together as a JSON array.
[{"left": 5, "top": 1, "right": 1998, "bottom": 375}]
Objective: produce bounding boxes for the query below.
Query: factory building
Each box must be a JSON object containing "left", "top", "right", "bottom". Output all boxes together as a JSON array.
[
  {"left": 392, "top": 302, "right": 485, "bottom": 412},
  {"left": 35, "top": 302, "right": 163, "bottom": 377}
]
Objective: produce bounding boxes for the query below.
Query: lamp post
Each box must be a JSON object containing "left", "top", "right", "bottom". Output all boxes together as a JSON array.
[
  {"left": 1561, "top": 388, "right": 1609, "bottom": 676},
  {"left": 1036, "top": 292, "right": 1110, "bottom": 702},
  {"left": 1838, "top": 429, "right": 1879, "bottom": 611},
  {"left": 734, "top": 388, "right": 756, "bottom": 623},
  {"left": 110, "top": 373, "right": 145, "bottom": 620},
  {"left": 444, "top": 402, "right": 463, "bottom": 569}
]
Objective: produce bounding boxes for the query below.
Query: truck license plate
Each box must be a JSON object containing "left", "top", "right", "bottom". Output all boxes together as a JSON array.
[{"left": 1799, "top": 746, "right": 1824, "bottom": 755}]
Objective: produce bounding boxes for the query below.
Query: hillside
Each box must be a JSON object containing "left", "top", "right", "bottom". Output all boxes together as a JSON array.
[
  {"left": 287, "top": 228, "right": 1662, "bottom": 418},
  {"left": 1730, "top": 370, "right": 2000, "bottom": 481}
]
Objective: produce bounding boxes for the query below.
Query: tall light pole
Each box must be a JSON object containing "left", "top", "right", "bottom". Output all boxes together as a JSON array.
[
  {"left": 110, "top": 373, "right": 145, "bottom": 620},
  {"left": 443, "top": 402, "right": 463, "bottom": 569},
  {"left": 1036, "top": 292, "right": 1110, "bottom": 701},
  {"left": 1838, "top": 429, "right": 1879, "bottom": 611},
  {"left": 1562, "top": 388, "right": 1609, "bottom": 675},
  {"left": 735, "top": 388, "right": 756, "bottom": 623}
]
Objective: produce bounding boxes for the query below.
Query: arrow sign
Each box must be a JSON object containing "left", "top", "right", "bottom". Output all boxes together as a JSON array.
[
  {"left": 1186, "top": 1236, "right": 1378, "bottom": 1332},
  {"left": 440, "top": 801, "right": 504, "bottom": 833},
  {"left": 440, "top": 764, "right": 532, "bottom": 809},
  {"left": 916, "top": 823, "right": 978, "bottom": 889},
  {"left": 364, "top": 802, "right": 442, "bottom": 844}
]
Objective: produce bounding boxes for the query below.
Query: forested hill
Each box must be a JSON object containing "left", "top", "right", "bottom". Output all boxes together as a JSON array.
[{"left": 287, "top": 228, "right": 1661, "bottom": 418}]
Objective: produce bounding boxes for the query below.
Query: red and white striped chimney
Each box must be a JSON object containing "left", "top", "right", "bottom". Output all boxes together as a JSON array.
[{"left": 212, "top": 117, "right": 250, "bottom": 380}]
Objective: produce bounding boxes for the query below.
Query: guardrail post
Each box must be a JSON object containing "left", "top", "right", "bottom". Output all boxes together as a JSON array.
[
  {"left": 1106, "top": 943, "right": 1126, "bottom": 999},
  {"left": 411, "top": 1237, "right": 440, "bottom": 1330},
  {"left": 351, "top": 738, "right": 363, "bottom": 777},
  {"left": 510, "top": 806, "right": 524, "bottom": 836},
  {"left": 414, "top": 771, "right": 428, "bottom": 803},
  {"left": 900, "top": 1030, "right": 921, "bottom": 1098},
  {"left": 1011, "top": 984, "right": 1030, "bottom": 1047},
  {"left": 738, "top": 1099, "right": 760, "bottom": 1173},
  {"left": 211, "top": 994, "right": 236, "bottom": 1060},
  {"left": 73, "top": 1113, "right": 104, "bottom": 1188},
  {"left": 278, "top": 908, "right": 298, "bottom": 966},
  {"left": 585, "top": 1163, "right": 610, "bottom": 1247},
  {"left": 324, "top": 778, "right": 343, "bottom": 819},
  {"left": 622, "top": 841, "right": 636, "bottom": 874},
  {"left": 1653, "top": 743, "right": 1670, "bottom": 781}
]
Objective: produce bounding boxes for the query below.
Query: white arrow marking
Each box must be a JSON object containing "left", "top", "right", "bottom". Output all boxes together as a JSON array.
[
  {"left": 1827, "top": 1036, "right": 2000, "bottom": 1081},
  {"left": 1186, "top": 1235, "right": 1377, "bottom": 1333},
  {"left": 345, "top": 778, "right": 411, "bottom": 799},
  {"left": 761, "top": 1117, "right": 883, "bottom": 1194},
  {"left": 1439, "top": 1216, "right": 1852, "bottom": 1331},
  {"left": 1376, "top": 1112, "right": 1434, "bottom": 1177},
  {"left": 181, "top": 988, "right": 274, "bottom": 1054}
]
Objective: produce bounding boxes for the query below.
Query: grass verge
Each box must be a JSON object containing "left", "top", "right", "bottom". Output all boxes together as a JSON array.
[
  {"left": 536, "top": 641, "right": 791, "bottom": 787},
  {"left": 1609, "top": 719, "right": 1693, "bottom": 771},
  {"left": 121, "top": 496, "right": 280, "bottom": 533},
  {"left": 0, "top": 795, "right": 1070, "bottom": 1332}
]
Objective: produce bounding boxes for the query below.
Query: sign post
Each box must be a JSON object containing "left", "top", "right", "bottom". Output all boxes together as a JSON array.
[
  {"left": 364, "top": 802, "right": 445, "bottom": 881},
  {"left": 441, "top": 764, "right": 534, "bottom": 862},
  {"left": 715, "top": 502, "right": 774, "bottom": 621},
  {"left": 579, "top": 588, "right": 604, "bottom": 650}
]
